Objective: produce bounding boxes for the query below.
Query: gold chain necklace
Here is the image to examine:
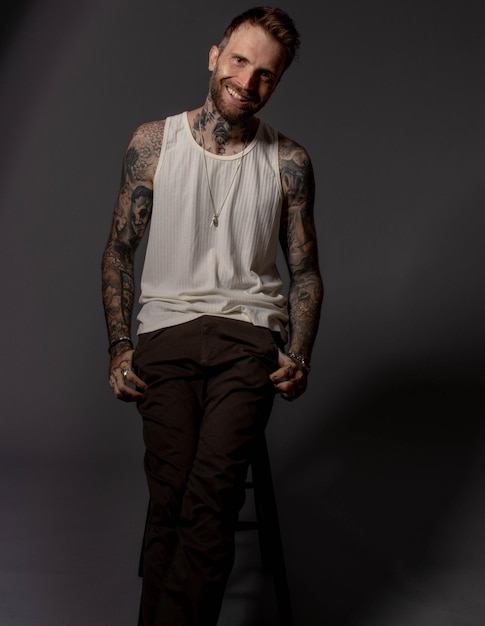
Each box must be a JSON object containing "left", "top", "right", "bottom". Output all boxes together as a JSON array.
[{"left": 200, "top": 130, "right": 249, "bottom": 227}]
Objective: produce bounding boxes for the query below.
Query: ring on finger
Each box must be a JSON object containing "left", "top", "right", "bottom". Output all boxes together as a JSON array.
[
  {"left": 286, "top": 364, "right": 294, "bottom": 378},
  {"left": 121, "top": 368, "right": 130, "bottom": 380}
]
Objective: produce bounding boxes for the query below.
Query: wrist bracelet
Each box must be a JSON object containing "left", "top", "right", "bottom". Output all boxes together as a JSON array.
[
  {"left": 108, "top": 336, "right": 133, "bottom": 353},
  {"left": 287, "top": 351, "right": 311, "bottom": 374}
]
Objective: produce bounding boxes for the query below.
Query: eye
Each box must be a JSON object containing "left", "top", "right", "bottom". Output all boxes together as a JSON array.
[{"left": 260, "top": 71, "right": 275, "bottom": 84}]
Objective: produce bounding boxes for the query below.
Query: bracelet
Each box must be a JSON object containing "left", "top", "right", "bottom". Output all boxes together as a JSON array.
[
  {"left": 108, "top": 336, "right": 133, "bottom": 353},
  {"left": 287, "top": 351, "right": 311, "bottom": 374}
]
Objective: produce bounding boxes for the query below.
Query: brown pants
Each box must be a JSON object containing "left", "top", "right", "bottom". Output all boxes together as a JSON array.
[{"left": 134, "top": 316, "right": 282, "bottom": 626}]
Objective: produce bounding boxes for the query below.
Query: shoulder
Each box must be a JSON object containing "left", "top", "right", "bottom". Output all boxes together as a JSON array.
[
  {"left": 129, "top": 119, "right": 166, "bottom": 154},
  {"left": 277, "top": 132, "right": 314, "bottom": 196},
  {"left": 122, "top": 119, "right": 167, "bottom": 183},
  {"left": 278, "top": 132, "right": 312, "bottom": 168}
]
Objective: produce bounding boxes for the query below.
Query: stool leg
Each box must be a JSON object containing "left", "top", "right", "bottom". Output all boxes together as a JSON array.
[
  {"left": 138, "top": 500, "right": 149, "bottom": 578},
  {"left": 252, "top": 435, "right": 294, "bottom": 626}
]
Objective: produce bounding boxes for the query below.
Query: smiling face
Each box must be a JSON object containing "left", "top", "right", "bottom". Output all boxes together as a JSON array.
[{"left": 208, "top": 23, "right": 287, "bottom": 124}]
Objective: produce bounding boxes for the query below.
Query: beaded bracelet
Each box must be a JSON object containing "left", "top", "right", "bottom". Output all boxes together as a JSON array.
[
  {"left": 287, "top": 351, "right": 311, "bottom": 374},
  {"left": 108, "top": 336, "right": 133, "bottom": 354}
]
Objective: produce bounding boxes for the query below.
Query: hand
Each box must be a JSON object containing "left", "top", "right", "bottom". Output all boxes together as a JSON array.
[
  {"left": 270, "top": 350, "right": 308, "bottom": 401},
  {"left": 108, "top": 349, "right": 147, "bottom": 402}
]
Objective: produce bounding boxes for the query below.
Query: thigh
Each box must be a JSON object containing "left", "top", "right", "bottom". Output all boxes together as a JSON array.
[
  {"left": 134, "top": 318, "right": 280, "bottom": 501},
  {"left": 185, "top": 320, "right": 280, "bottom": 516},
  {"left": 133, "top": 324, "right": 205, "bottom": 497},
  {"left": 201, "top": 318, "right": 280, "bottom": 451}
]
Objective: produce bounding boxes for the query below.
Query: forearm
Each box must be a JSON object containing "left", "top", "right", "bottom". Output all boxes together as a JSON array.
[
  {"left": 101, "top": 241, "right": 136, "bottom": 353},
  {"left": 277, "top": 136, "right": 322, "bottom": 361},
  {"left": 287, "top": 269, "right": 323, "bottom": 361}
]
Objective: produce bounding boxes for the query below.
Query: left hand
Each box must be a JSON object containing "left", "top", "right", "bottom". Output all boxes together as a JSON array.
[{"left": 270, "top": 350, "right": 307, "bottom": 401}]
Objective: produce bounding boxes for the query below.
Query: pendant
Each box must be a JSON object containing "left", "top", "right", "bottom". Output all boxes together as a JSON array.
[{"left": 211, "top": 215, "right": 219, "bottom": 227}]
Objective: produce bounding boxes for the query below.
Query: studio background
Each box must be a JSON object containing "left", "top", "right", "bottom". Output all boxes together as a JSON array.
[{"left": 1, "top": 0, "right": 484, "bottom": 624}]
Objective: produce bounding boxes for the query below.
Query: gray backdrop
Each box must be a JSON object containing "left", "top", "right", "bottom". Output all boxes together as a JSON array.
[{"left": 1, "top": 0, "right": 484, "bottom": 624}]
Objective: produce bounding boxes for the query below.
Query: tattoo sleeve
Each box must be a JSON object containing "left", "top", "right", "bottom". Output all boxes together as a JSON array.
[
  {"left": 279, "top": 136, "right": 324, "bottom": 360},
  {"left": 101, "top": 122, "right": 162, "bottom": 355}
]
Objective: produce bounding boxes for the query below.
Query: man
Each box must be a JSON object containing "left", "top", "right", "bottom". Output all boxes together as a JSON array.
[{"left": 101, "top": 6, "right": 323, "bottom": 625}]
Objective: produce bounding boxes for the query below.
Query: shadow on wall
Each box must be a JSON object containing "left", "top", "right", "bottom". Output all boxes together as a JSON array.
[{"left": 282, "top": 365, "right": 484, "bottom": 625}]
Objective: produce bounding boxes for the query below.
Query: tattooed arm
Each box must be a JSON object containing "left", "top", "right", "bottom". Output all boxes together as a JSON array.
[
  {"left": 101, "top": 120, "right": 164, "bottom": 401},
  {"left": 270, "top": 134, "right": 324, "bottom": 401}
]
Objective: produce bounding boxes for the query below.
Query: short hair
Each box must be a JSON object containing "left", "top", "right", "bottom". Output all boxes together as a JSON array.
[
  {"left": 218, "top": 6, "right": 301, "bottom": 71},
  {"left": 131, "top": 186, "right": 152, "bottom": 203}
]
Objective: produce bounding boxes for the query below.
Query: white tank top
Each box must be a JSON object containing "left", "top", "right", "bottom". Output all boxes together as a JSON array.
[{"left": 137, "top": 112, "right": 288, "bottom": 340}]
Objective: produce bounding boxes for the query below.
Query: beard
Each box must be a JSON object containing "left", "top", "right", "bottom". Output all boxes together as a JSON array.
[{"left": 209, "top": 70, "right": 261, "bottom": 125}]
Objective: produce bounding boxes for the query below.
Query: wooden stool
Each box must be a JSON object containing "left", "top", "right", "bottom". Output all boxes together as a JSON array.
[{"left": 138, "top": 433, "right": 293, "bottom": 626}]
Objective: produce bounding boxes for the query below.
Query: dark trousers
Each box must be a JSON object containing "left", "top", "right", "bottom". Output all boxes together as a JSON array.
[{"left": 133, "top": 316, "right": 281, "bottom": 626}]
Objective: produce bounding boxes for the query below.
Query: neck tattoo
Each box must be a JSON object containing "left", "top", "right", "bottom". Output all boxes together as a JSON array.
[{"left": 200, "top": 129, "right": 249, "bottom": 227}]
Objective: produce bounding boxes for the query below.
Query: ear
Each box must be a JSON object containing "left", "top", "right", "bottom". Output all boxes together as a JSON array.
[{"left": 208, "top": 45, "right": 219, "bottom": 71}]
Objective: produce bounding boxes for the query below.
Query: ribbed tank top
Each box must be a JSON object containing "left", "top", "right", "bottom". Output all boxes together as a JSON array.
[{"left": 137, "top": 112, "right": 288, "bottom": 340}]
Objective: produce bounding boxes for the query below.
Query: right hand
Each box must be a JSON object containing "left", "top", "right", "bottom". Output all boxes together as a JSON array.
[{"left": 108, "top": 349, "right": 147, "bottom": 402}]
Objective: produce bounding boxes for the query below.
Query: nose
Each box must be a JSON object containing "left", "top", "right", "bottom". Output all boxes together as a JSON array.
[{"left": 238, "top": 67, "right": 258, "bottom": 91}]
